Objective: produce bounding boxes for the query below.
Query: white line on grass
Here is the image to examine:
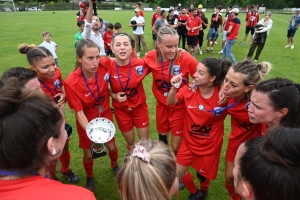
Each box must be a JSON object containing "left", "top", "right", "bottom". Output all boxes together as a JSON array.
[{"left": 272, "top": 16, "right": 289, "bottom": 23}]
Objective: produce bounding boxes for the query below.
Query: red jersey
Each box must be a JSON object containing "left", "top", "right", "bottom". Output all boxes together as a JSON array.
[
  {"left": 139, "top": 10, "right": 144, "bottom": 17},
  {"left": 103, "top": 30, "right": 114, "bottom": 50},
  {"left": 245, "top": 11, "right": 259, "bottom": 27},
  {"left": 176, "top": 86, "right": 227, "bottom": 155},
  {"left": 39, "top": 68, "right": 63, "bottom": 102},
  {"left": 186, "top": 16, "right": 202, "bottom": 36},
  {"left": 210, "top": 13, "right": 223, "bottom": 28},
  {"left": 227, "top": 17, "right": 241, "bottom": 40},
  {"left": 64, "top": 65, "right": 110, "bottom": 121},
  {"left": 100, "top": 57, "right": 150, "bottom": 109},
  {"left": 224, "top": 14, "right": 232, "bottom": 31},
  {"left": 227, "top": 98, "right": 262, "bottom": 142},
  {"left": 151, "top": 12, "right": 160, "bottom": 26},
  {"left": 0, "top": 175, "right": 95, "bottom": 200},
  {"left": 261, "top": 123, "right": 268, "bottom": 135},
  {"left": 143, "top": 50, "right": 198, "bottom": 110}
]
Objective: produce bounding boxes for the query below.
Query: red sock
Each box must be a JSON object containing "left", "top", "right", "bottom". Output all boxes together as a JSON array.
[
  {"left": 48, "top": 159, "right": 58, "bottom": 179},
  {"left": 226, "top": 183, "right": 242, "bottom": 200},
  {"left": 180, "top": 171, "right": 197, "bottom": 194},
  {"left": 83, "top": 158, "right": 93, "bottom": 178},
  {"left": 108, "top": 147, "right": 118, "bottom": 168},
  {"left": 59, "top": 151, "right": 70, "bottom": 173},
  {"left": 200, "top": 178, "right": 210, "bottom": 192}
]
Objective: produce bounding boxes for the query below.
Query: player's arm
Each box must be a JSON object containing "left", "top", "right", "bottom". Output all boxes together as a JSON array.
[
  {"left": 55, "top": 44, "right": 58, "bottom": 51},
  {"left": 82, "top": 0, "right": 93, "bottom": 39},
  {"left": 76, "top": 111, "right": 89, "bottom": 131},
  {"left": 167, "top": 74, "right": 182, "bottom": 105},
  {"left": 152, "top": 23, "right": 158, "bottom": 34}
]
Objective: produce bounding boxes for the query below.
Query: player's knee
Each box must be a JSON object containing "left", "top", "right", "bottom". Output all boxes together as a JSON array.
[
  {"left": 197, "top": 171, "right": 207, "bottom": 182},
  {"left": 159, "top": 134, "right": 168, "bottom": 145}
]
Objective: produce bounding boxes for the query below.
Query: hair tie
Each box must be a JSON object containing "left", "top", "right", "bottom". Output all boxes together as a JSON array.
[{"left": 130, "top": 145, "right": 151, "bottom": 163}]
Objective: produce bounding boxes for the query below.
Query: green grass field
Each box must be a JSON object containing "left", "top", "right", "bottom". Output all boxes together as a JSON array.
[{"left": 0, "top": 10, "right": 299, "bottom": 200}]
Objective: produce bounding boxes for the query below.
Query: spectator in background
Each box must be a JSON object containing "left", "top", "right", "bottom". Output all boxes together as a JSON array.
[
  {"left": 241, "top": 5, "right": 259, "bottom": 47},
  {"left": 285, "top": 9, "right": 300, "bottom": 49},
  {"left": 246, "top": 11, "right": 273, "bottom": 62},
  {"left": 99, "top": 18, "right": 109, "bottom": 36},
  {"left": 198, "top": 13, "right": 208, "bottom": 54},
  {"left": 152, "top": 10, "right": 167, "bottom": 42},
  {"left": 113, "top": 22, "right": 122, "bottom": 36},
  {"left": 40, "top": 31, "right": 59, "bottom": 67},
  {"left": 130, "top": 8, "right": 148, "bottom": 57},
  {"left": 74, "top": 20, "right": 85, "bottom": 48},
  {"left": 76, "top": 2, "right": 87, "bottom": 21},
  {"left": 204, "top": 5, "right": 223, "bottom": 53},
  {"left": 173, "top": 4, "right": 179, "bottom": 16},
  {"left": 218, "top": 5, "right": 233, "bottom": 54},
  {"left": 177, "top": 8, "right": 189, "bottom": 50},
  {"left": 151, "top": 6, "right": 161, "bottom": 49},
  {"left": 166, "top": 9, "right": 178, "bottom": 29},
  {"left": 197, "top": 4, "right": 203, "bottom": 16},
  {"left": 103, "top": 23, "right": 114, "bottom": 57},
  {"left": 135, "top": 1, "right": 144, "bottom": 17},
  {"left": 186, "top": 8, "right": 202, "bottom": 57}
]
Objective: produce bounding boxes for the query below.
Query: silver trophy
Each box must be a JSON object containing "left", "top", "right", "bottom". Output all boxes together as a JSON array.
[{"left": 86, "top": 117, "right": 116, "bottom": 159}]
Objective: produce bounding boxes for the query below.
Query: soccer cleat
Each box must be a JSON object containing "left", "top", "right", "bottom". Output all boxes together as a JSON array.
[
  {"left": 204, "top": 49, "right": 210, "bottom": 53},
  {"left": 254, "top": 59, "right": 258, "bottom": 62},
  {"left": 86, "top": 177, "right": 95, "bottom": 191},
  {"left": 61, "top": 169, "right": 79, "bottom": 183},
  {"left": 285, "top": 45, "right": 291, "bottom": 48},
  {"left": 200, "top": 190, "right": 208, "bottom": 200},
  {"left": 291, "top": 45, "right": 294, "bottom": 49},
  {"left": 199, "top": 50, "right": 203, "bottom": 55},
  {"left": 218, "top": 50, "right": 223, "bottom": 54},
  {"left": 189, "top": 189, "right": 202, "bottom": 200},
  {"left": 241, "top": 43, "right": 245, "bottom": 47},
  {"left": 112, "top": 164, "right": 120, "bottom": 175},
  {"left": 215, "top": 41, "right": 218, "bottom": 44}
]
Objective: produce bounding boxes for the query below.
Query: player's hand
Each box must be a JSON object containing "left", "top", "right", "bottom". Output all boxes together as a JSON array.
[
  {"left": 115, "top": 92, "right": 127, "bottom": 102},
  {"left": 171, "top": 74, "right": 182, "bottom": 89},
  {"left": 55, "top": 93, "right": 66, "bottom": 108},
  {"left": 217, "top": 88, "right": 228, "bottom": 105}
]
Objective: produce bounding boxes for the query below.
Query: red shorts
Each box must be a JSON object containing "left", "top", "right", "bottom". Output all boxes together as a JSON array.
[
  {"left": 225, "top": 137, "right": 241, "bottom": 163},
  {"left": 177, "top": 140, "right": 221, "bottom": 180},
  {"left": 156, "top": 101, "right": 185, "bottom": 136},
  {"left": 76, "top": 109, "right": 115, "bottom": 149},
  {"left": 114, "top": 102, "right": 149, "bottom": 132}
]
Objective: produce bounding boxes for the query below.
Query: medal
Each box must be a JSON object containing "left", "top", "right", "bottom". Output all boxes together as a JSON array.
[
  {"left": 99, "top": 106, "right": 103, "bottom": 113},
  {"left": 164, "top": 92, "right": 168, "bottom": 97}
]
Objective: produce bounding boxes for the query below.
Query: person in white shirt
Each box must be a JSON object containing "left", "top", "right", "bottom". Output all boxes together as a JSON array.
[
  {"left": 39, "top": 31, "right": 59, "bottom": 66},
  {"left": 129, "top": 8, "right": 148, "bottom": 57},
  {"left": 81, "top": 0, "right": 105, "bottom": 56}
]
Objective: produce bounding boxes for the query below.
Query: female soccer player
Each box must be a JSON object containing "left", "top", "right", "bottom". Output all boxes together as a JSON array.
[
  {"left": 167, "top": 58, "right": 231, "bottom": 200},
  {"left": 248, "top": 77, "right": 300, "bottom": 129},
  {"left": 221, "top": 60, "right": 272, "bottom": 200},
  {"left": 18, "top": 44, "right": 79, "bottom": 183},
  {"left": 100, "top": 32, "right": 150, "bottom": 149},
  {"left": 117, "top": 140, "right": 178, "bottom": 200},
  {"left": 143, "top": 26, "right": 199, "bottom": 155},
  {"left": 0, "top": 78, "right": 95, "bottom": 200},
  {"left": 64, "top": 39, "right": 119, "bottom": 191}
]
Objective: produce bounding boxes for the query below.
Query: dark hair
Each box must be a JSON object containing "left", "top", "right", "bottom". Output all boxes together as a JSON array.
[
  {"left": 98, "top": 17, "right": 103, "bottom": 23},
  {"left": 160, "top": 10, "right": 166, "bottom": 16},
  {"left": 106, "top": 23, "right": 113, "bottom": 30},
  {"left": 77, "top": 20, "right": 85, "bottom": 27},
  {"left": 228, "top": 5, "right": 233, "bottom": 8},
  {"left": 169, "top": 9, "right": 174, "bottom": 13},
  {"left": 216, "top": 5, "right": 222, "bottom": 10},
  {"left": 0, "top": 78, "right": 63, "bottom": 176},
  {"left": 114, "top": 22, "right": 122, "bottom": 30},
  {"left": 239, "top": 127, "right": 300, "bottom": 200},
  {"left": 75, "top": 39, "right": 100, "bottom": 70},
  {"left": 201, "top": 58, "right": 231, "bottom": 86},
  {"left": 1, "top": 67, "right": 37, "bottom": 88},
  {"left": 192, "top": 8, "right": 197, "bottom": 12},
  {"left": 112, "top": 32, "right": 135, "bottom": 48},
  {"left": 18, "top": 45, "right": 53, "bottom": 66},
  {"left": 254, "top": 77, "right": 300, "bottom": 128}
]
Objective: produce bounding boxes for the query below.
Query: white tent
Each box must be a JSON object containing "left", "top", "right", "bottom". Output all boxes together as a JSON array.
[{"left": 0, "top": 0, "right": 16, "bottom": 12}]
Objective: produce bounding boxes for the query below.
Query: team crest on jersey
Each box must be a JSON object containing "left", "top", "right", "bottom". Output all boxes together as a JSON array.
[
  {"left": 173, "top": 65, "right": 180, "bottom": 75},
  {"left": 53, "top": 79, "right": 61, "bottom": 90},
  {"left": 245, "top": 101, "right": 250, "bottom": 110},
  {"left": 199, "top": 104, "right": 205, "bottom": 111},
  {"left": 104, "top": 73, "right": 110, "bottom": 83},
  {"left": 135, "top": 66, "right": 144, "bottom": 76}
]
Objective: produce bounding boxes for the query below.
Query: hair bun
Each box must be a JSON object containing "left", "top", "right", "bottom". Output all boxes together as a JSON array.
[
  {"left": 18, "top": 44, "right": 36, "bottom": 54},
  {"left": 0, "top": 77, "right": 22, "bottom": 116},
  {"left": 257, "top": 62, "right": 272, "bottom": 78}
]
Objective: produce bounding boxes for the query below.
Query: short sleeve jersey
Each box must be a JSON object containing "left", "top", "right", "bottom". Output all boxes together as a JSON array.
[
  {"left": 186, "top": 16, "right": 202, "bottom": 36},
  {"left": 151, "top": 12, "right": 160, "bottom": 26},
  {"left": 154, "top": 18, "right": 165, "bottom": 32},
  {"left": 143, "top": 50, "right": 198, "bottom": 110},
  {"left": 224, "top": 14, "right": 232, "bottom": 31},
  {"left": 100, "top": 57, "right": 150, "bottom": 109},
  {"left": 210, "top": 13, "right": 223, "bottom": 28},
  {"left": 64, "top": 65, "right": 110, "bottom": 121},
  {"left": 176, "top": 86, "right": 227, "bottom": 155},
  {"left": 245, "top": 11, "right": 259, "bottom": 27},
  {"left": 177, "top": 14, "right": 189, "bottom": 31},
  {"left": 39, "top": 68, "right": 63, "bottom": 102},
  {"left": 227, "top": 17, "right": 241, "bottom": 40},
  {"left": 227, "top": 98, "right": 262, "bottom": 142}
]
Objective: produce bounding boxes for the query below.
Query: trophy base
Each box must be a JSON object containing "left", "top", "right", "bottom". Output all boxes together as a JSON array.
[{"left": 90, "top": 145, "right": 107, "bottom": 159}]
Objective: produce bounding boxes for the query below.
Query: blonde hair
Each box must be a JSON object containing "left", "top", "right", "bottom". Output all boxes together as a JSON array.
[
  {"left": 117, "top": 140, "right": 178, "bottom": 200},
  {"left": 18, "top": 44, "right": 36, "bottom": 54}
]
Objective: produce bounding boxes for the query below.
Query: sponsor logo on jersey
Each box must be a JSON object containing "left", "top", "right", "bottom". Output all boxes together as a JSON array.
[
  {"left": 104, "top": 73, "right": 110, "bottom": 83},
  {"left": 136, "top": 66, "right": 144, "bottom": 76},
  {"left": 53, "top": 79, "right": 61, "bottom": 90},
  {"left": 190, "top": 124, "right": 212, "bottom": 137},
  {"left": 199, "top": 104, "right": 205, "bottom": 111},
  {"left": 173, "top": 65, "right": 180, "bottom": 75}
]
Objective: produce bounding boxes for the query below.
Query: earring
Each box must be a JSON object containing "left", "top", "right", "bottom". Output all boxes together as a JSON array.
[{"left": 52, "top": 147, "right": 56, "bottom": 155}]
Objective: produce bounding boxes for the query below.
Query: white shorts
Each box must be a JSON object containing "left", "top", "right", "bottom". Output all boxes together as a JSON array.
[{"left": 222, "top": 30, "right": 228, "bottom": 41}]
